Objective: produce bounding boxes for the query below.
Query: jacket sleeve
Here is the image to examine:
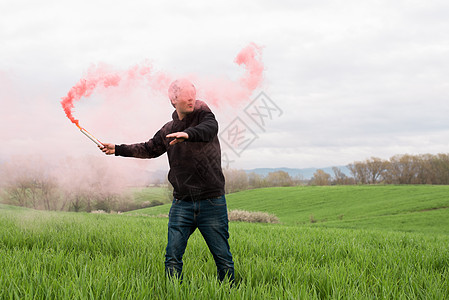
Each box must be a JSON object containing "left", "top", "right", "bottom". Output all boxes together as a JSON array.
[
  {"left": 183, "top": 110, "right": 218, "bottom": 142},
  {"left": 115, "top": 129, "right": 167, "bottom": 159}
]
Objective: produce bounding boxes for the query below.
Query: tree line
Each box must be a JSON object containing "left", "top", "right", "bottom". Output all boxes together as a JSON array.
[
  {"left": 0, "top": 156, "right": 162, "bottom": 212},
  {"left": 225, "top": 153, "right": 449, "bottom": 190},
  {"left": 223, "top": 169, "right": 302, "bottom": 193},
  {"left": 311, "top": 153, "right": 449, "bottom": 185}
]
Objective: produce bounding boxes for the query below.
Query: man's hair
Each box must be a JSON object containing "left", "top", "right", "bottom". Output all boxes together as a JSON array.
[{"left": 168, "top": 79, "right": 196, "bottom": 103}]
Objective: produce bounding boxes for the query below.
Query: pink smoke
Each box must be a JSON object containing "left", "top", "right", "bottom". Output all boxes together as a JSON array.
[
  {"left": 234, "top": 42, "right": 264, "bottom": 91},
  {"left": 60, "top": 43, "right": 265, "bottom": 128},
  {"left": 61, "top": 61, "right": 171, "bottom": 129}
]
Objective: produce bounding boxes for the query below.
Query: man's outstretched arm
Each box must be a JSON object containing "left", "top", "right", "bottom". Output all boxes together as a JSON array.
[{"left": 100, "top": 129, "right": 168, "bottom": 159}]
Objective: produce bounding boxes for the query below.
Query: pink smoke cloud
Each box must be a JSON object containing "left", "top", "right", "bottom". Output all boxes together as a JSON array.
[
  {"left": 60, "top": 43, "right": 265, "bottom": 130},
  {"left": 234, "top": 42, "right": 264, "bottom": 91}
]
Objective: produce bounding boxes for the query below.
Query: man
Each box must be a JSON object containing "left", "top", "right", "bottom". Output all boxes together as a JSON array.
[{"left": 101, "top": 79, "right": 235, "bottom": 283}]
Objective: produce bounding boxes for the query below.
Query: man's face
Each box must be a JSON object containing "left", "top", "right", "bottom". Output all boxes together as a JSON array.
[{"left": 173, "top": 89, "right": 195, "bottom": 120}]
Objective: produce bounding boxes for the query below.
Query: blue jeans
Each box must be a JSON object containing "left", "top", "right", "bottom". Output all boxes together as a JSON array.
[{"left": 164, "top": 195, "right": 235, "bottom": 283}]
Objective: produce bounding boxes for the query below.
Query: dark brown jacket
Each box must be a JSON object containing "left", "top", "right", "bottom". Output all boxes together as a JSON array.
[{"left": 115, "top": 100, "right": 225, "bottom": 200}]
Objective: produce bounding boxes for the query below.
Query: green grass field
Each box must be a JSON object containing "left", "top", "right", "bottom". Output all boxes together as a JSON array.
[
  {"left": 1, "top": 185, "right": 449, "bottom": 299},
  {"left": 131, "top": 185, "right": 449, "bottom": 235},
  {"left": 131, "top": 186, "right": 172, "bottom": 205}
]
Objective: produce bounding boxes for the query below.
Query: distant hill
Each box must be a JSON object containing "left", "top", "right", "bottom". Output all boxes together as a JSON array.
[{"left": 244, "top": 166, "right": 351, "bottom": 180}]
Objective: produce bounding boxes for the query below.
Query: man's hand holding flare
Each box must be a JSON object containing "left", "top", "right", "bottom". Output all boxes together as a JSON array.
[{"left": 100, "top": 143, "right": 115, "bottom": 155}]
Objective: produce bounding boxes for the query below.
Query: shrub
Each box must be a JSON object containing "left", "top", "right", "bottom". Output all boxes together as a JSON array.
[{"left": 228, "top": 210, "right": 279, "bottom": 224}]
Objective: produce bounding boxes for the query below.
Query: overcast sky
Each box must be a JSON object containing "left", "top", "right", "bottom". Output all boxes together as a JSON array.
[{"left": 1, "top": 0, "right": 449, "bottom": 172}]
